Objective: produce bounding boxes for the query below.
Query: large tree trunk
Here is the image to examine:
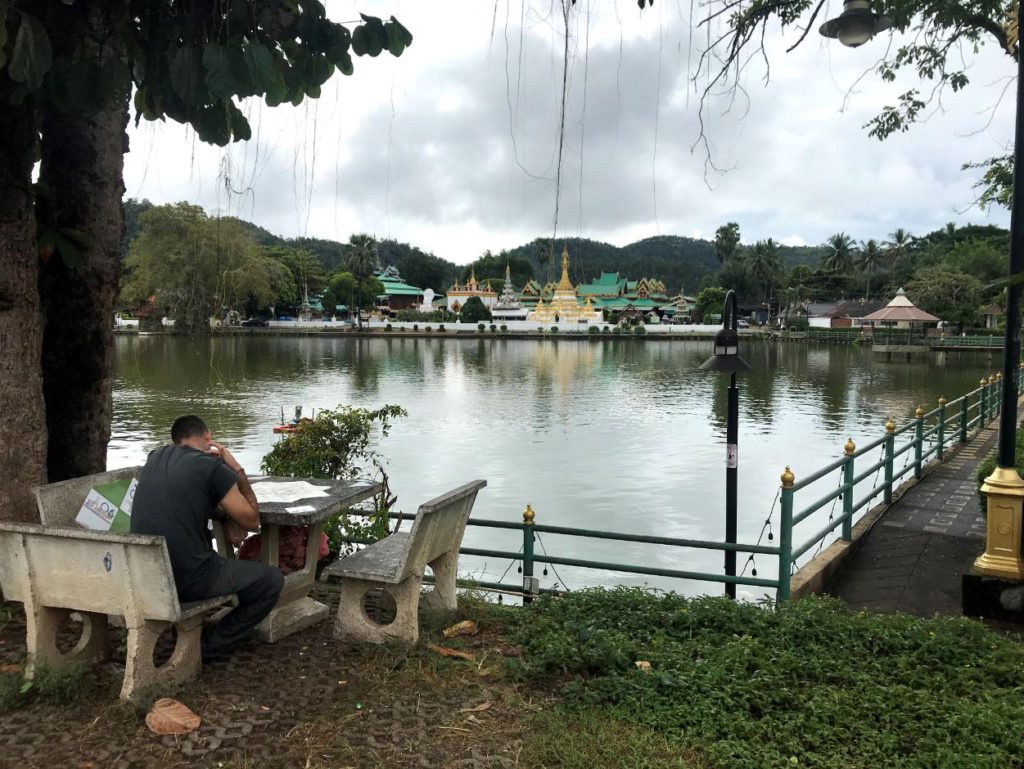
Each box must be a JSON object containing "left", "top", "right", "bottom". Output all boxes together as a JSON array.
[
  {"left": 38, "top": 4, "right": 129, "bottom": 482},
  {"left": 0, "top": 84, "right": 47, "bottom": 522}
]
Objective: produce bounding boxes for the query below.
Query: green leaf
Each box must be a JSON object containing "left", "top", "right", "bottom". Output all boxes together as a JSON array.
[
  {"left": 351, "top": 25, "right": 368, "bottom": 56},
  {"left": 228, "top": 102, "right": 252, "bottom": 141},
  {"left": 9, "top": 11, "right": 53, "bottom": 89},
  {"left": 391, "top": 17, "right": 413, "bottom": 47},
  {"left": 243, "top": 41, "right": 279, "bottom": 95},
  {"left": 385, "top": 23, "right": 405, "bottom": 57},
  {"left": 203, "top": 42, "right": 240, "bottom": 98},
  {"left": 195, "top": 103, "right": 231, "bottom": 146},
  {"left": 169, "top": 47, "right": 202, "bottom": 102},
  {"left": 334, "top": 49, "right": 353, "bottom": 76},
  {"left": 19, "top": 681, "right": 33, "bottom": 695}
]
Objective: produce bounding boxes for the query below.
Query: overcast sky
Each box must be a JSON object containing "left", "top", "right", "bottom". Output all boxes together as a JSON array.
[{"left": 122, "top": 1, "right": 1015, "bottom": 265}]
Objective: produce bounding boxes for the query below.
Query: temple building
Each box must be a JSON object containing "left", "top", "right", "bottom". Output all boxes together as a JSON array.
[
  {"left": 375, "top": 265, "right": 425, "bottom": 311},
  {"left": 491, "top": 263, "right": 528, "bottom": 322},
  {"left": 529, "top": 246, "right": 602, "bottom": 325},
  {"left": 447, "top": 268, "right": 497, "bottom": 314}
]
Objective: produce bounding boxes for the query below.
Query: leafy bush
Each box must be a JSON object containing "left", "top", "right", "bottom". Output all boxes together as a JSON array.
[
  {"left": 425, "top": 325, "right": 432, "bottom": 332},
  {"left": 510, "top": 588, "right": 1024, "bottom": 769},
  {"left": 478, "top": 323, "right": 486, "bottom": 332},
  {"left": 262, "top": 405, "right": 406, "bottom": 553},
  {"left": 412, "top": 323, "right": 419, "bottom": 331},
  {"left": 384, "top": 324, "right": 392, "bottom": 332},
  {"left": 551, "top": 326, "right": 559, "bottom": 333},
  {"left": 612, "top": 327, "right": 622, "bottom": 335},
  {"left": 438, "top": 324, "right": 445, "bottom": 332},
  {"left": 633, "top": 325, "right": 646, "bottom": 336},
  {"left": 500, "top": 324, "right": 508, "bottom": 332},
  {"left": 588, "top": 326, "right": 600, "bottom": 334},
  {"left": 602, "top": 326, "right": 610, "bottom": 334},
  {"left": 395, "top": 309, "right": 446, "bottom": 322},
  {"left": 490, "top": 324, "right": 497, "bottom": 332}
]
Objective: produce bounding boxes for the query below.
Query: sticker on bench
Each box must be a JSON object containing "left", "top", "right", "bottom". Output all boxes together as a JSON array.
[
  {"left": 76, "top": 478, "right": 138, "bottom": 532},
  {"left": 250, "top": 480, "right": 332, "bottom": 503}
]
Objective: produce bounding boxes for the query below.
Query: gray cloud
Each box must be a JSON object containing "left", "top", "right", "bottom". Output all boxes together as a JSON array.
[{"left": 123, "top": 3, "right": 1013, "bottom": 262}]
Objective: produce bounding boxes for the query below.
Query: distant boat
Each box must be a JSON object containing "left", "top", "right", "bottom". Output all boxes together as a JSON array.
[{"left": 272, "top": 407, "right": 314, "bottom": 434}]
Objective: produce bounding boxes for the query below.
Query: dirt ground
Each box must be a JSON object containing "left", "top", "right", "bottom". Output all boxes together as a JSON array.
[{"left": 0, "top": 586, "right": 544, "bottom": 769}]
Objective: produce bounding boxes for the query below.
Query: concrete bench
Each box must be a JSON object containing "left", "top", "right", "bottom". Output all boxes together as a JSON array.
[
  {"left": 0, "top": 468, "right": 235, "bottom": 704},
  {"left": 326, "top": 479, "right": 486, "bottom": 645}
]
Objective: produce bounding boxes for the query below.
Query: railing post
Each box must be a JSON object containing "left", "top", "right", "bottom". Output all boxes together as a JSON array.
[
  {"left": 522, "top": 504, "right": 537, "bottom": 604},
  {"left": 959, "top": 395, "right": 968, "bottom": 443},
  {"left": 884, "top": 417, "right": 896, "bottom": 504},
  {"left": 980, "top": 378, "right": 989, "bottom": 425},
  {"left": 995, "top": 373, "right": 1004, "bottom": 418},
  {"left": 842, "top": 439, "right": 855, "bottom": 541},
  {"left": 936, "top": 396, "right": 946, "bottom": 461},
  {"left": 778, "top": 466, "right": 795, "bottom": 602},
  {"left": 913, "top": 406, "right": 924, "bottom": 480}
]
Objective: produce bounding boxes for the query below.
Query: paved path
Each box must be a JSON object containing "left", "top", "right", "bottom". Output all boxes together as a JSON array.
[{"left": 828, "top": 425, "right": 997, "bottom": 617}]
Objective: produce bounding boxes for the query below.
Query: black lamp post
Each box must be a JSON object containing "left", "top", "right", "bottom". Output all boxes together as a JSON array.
[{"left": 701, "top": 289, "right": 751, "bottom": 598}]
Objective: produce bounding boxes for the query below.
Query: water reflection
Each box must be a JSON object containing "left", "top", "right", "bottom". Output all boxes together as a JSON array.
[{"left": 111, "top": 335, "right": 994, "bottom": 597}]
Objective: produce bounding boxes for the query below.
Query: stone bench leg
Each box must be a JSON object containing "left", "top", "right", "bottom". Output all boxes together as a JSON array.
[
  {"left": 24, "top": 606, "right": 109, "bottom": 678},
  {"left": 121, "top": 615, "right": 203, "bottom": 704},
  {"left": 423, "top": 548, "right": 459, "bottom": 612},
  {"left": 333, "top": 575, "right": 422, "bottom": 645}
]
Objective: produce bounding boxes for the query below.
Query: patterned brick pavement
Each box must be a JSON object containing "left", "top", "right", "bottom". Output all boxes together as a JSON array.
[{"left": 828, "top": 424, "right": 998, "bottom": 617}]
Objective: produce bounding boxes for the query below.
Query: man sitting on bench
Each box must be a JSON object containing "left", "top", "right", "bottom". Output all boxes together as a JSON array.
[{"left": 131, "top": 415, "right": 284, "bottom": 661}]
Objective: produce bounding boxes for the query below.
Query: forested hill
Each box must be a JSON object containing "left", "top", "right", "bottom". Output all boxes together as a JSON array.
[
  {"left": 122, "top": 198, "right": 825, "bottom": 294},
  {"left": 502, "top": 235, "right": 823, "bottom": 295}
]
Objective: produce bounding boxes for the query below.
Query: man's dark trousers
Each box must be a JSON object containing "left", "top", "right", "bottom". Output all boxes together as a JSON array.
[{"left": 181, "top": 559, "right": 284, "bottom": 659}]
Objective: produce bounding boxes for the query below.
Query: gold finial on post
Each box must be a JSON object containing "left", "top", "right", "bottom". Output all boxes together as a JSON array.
[
  {"left": 523, "top": 504, "right": 535, "bottom": 525},
  {"left": 885, "top": 417, "right": 896, "bottom": 433},
  {"left": 981, "top": 377, "right": 989, "bottom": 387},
  {"left": 780, "top": 466, "right": 795, "bottom": 488},
  {"left": 938, "top": 396, "right": 946, "bottom": 406},
  {"left": 844, "top": 438, "right": 856, "bottom": 455},
  {"left": 997, "top": 372, "right": 1003, "bottom": 381},
  {"left": 915, "top": 406, "right": 925, "bottom": 419}
]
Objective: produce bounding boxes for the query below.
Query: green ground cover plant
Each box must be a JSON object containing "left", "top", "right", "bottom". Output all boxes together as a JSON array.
[{"left": 509, "top": 588, "right": 1024, "bottom": 769}]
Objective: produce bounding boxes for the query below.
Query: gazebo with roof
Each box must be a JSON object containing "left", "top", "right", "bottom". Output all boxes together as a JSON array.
[{"left": 861, "top": 288, "right": 940, "bottom": 330}]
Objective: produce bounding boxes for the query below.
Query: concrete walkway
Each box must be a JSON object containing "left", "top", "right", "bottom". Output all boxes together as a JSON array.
[{"left": 828, "top": 425, "right": 997, "bottom": 617}]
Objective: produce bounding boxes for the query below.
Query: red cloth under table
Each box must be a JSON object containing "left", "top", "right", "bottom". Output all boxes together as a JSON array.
[{"left": 238, "top": 526, "right": 330, "bottom": 575}]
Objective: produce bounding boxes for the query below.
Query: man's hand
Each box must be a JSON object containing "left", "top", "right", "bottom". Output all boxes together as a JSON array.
[
  {"left": 224, "top": 519, "right": 248, "bottom": 549},
  {"left": 208, "top": 441, "right": 243, "bottom": 474}
]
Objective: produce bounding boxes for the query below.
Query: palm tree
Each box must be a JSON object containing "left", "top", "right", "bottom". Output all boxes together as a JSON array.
[
  {"left": 714, "top": 222, "right": 741, "bottom": 264},
  {"left": 746, "top": 238, "right": 782, "bottom": 305},
  {"left": 856, "top": 239, "right": 884, "bottom": 299},
  {"left": 345, "top": 233, "right": 379, "bottom": 329},
  {"left": 822, "top": 232, "right": 856, "bottom": 275},
  {"left": 884, "top": 227, "right": 913, "bottom": 268}
]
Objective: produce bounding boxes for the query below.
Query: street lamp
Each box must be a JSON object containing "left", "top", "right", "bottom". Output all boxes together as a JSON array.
[
  {"left": 819, "top": 0, "right": 893, "bottom": 48},
  {"left": 973, "top": 12, "right": 1024, "bottom": 580},
  {"left": 701, "top": 289, "right": 751, "bottom": 598},
  {"left": 820, "top": 2, "right": 1024, "bottom": 587}
]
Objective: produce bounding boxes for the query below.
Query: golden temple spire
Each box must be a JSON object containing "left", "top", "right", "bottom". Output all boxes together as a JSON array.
[{"left": 557, "top": 245, "right": 574, "bottom": 291}]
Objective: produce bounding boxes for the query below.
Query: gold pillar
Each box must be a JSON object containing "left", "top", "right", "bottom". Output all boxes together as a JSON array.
[{"left": 974, "top": 467, "right": 1024, "bottom": 579}]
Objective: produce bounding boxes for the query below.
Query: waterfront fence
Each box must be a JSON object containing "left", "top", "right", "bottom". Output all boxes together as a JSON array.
[{"left": 337, "top": 375, "right": 1012, "bottom": 604}]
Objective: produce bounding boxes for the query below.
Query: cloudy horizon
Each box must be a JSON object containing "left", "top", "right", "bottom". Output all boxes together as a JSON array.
[{"left": 122, "top": 1, "right": 1014, "bottom": 264}]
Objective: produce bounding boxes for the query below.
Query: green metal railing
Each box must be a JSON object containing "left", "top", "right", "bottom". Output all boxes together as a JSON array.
[
  {"left": 776, "top": 372, "right": 1011, "bottom": 599},
  {"left": 338, "top": 374, "right": 1012, "bottom": 604}
]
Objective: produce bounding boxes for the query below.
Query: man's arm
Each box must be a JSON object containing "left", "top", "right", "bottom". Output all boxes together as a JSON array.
[{"left": 210, "top": 442, "right": 260, "bottom": 531}]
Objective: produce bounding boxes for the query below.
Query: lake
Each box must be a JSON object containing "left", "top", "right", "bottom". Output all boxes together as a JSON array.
[{"left": 110, "top": 334, "right": 1000, "bottom": 598}]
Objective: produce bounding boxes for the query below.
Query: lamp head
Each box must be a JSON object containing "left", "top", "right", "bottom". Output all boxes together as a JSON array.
[
  {"left": 819, "top": 0, "right": 893, "bottom": 47},
  {"left": 700, "top": 326, "right": 752, "bottom": 374}
]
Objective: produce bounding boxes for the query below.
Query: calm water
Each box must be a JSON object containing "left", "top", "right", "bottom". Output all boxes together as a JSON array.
[{"left": 110, "top": 335, "right": 1000, "bottom": 598}]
